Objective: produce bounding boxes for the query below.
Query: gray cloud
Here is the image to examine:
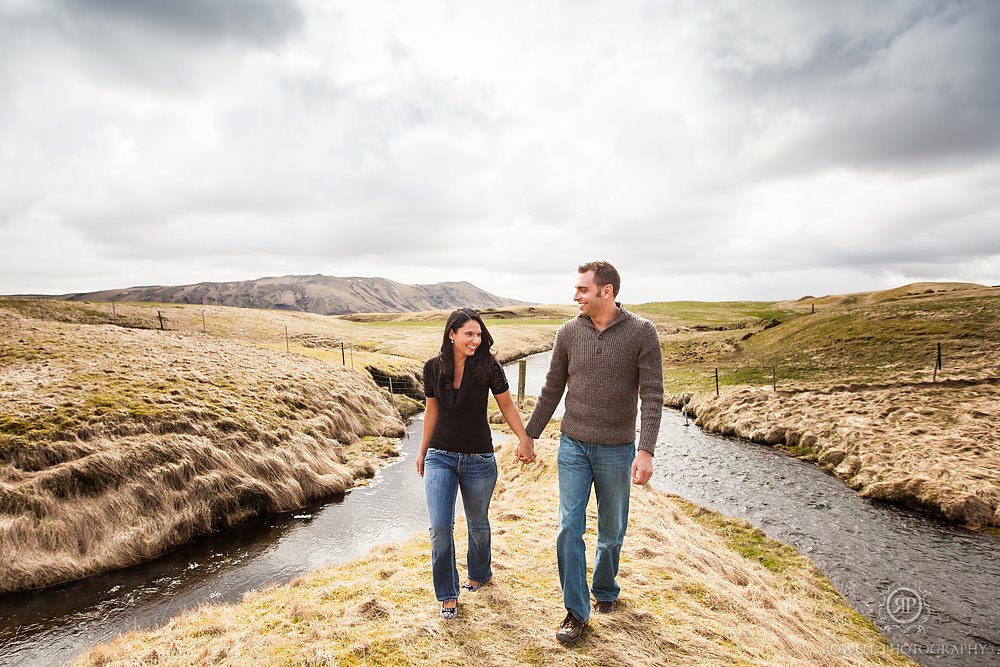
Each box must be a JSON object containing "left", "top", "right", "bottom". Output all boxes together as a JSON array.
[
  {"left": 57, "top": 0, "right": 305, "bottom": 46},
  {"left": 710, "top": 1, "right": 1000, "bottom": 174},
  {"left": 1, "top": 0, "right": 997, "bottom": 302}
]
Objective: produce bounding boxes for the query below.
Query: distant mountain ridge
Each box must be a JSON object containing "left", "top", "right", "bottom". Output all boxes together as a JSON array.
[{"left": 48, "top": 275, "right": 529, "bottom": 315}]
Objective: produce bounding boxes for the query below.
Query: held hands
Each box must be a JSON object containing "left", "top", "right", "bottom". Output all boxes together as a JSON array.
[
  {"left": 516, "top": 436, "right": 536, "bottom": 464},
  {"left": 631, "top": 449, "right": 653, "bottom": 486}
]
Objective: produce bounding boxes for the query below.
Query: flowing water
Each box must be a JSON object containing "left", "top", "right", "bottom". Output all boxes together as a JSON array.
[
  {"left": 1, "top": 352, "right": 997, "bottom": 665},
  {"left": 652, "top": 410, "right": 1000, "bottom": 665}
]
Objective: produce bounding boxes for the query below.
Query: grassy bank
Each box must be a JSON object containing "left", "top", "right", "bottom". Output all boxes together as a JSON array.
[
  {"left": 76, "top": 438, "right": 912, "bottom": 667},
  {"left": 0, "top": 307, "right": 406, "bottom": 593},
  {"left": 631, "top": 283, "right": 1000, "bottom": 530},
  {"left": 687, "top": 379, "right": 1000, "bottom": 528}
]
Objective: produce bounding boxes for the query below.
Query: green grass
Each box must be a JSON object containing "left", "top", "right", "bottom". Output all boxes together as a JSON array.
[
  {"left": 485, "top": 318, "right": 567, "bottom": 326},
  {"left": 659, "top": 289, "right": 1000, "bottom": 392},
  {"left": 351, "top": 317, "right": 566, "bottom": 328},
  {"left": 677, "top": 500, "right": 800, "bottom": 575},
  {"left": 630, "top": 300, "right": 802, "bottom": 327}
]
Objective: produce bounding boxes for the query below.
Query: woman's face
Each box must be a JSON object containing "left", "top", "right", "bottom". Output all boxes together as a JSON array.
[{"left": 450, "top": 318, "right": 482, "bottom": 359}]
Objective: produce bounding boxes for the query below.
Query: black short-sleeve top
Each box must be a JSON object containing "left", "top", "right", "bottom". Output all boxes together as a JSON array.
[{"left": 423, "top": 355, "right": 510, "bottom": 453}]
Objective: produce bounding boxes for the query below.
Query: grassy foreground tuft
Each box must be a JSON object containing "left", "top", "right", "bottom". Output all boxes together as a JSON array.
[{"left": 76, "top": 439, "right": 913, "bottom": 667}]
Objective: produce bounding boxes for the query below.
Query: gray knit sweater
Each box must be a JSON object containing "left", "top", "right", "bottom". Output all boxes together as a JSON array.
[{"left": 525, "top": 307, "right": 664, "bottom": 454}]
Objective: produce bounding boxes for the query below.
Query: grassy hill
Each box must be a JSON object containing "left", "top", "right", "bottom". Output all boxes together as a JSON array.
[
  {"left": 0, "top": 299, "right": 563, "bottom": 398},
  {"left": 43, "top": 274, "right": 528, "bottom": 316},
  {"left": 630, "top": 283, "right": 1000, "bottom": 530},
  {"left": 632, "top": 282, "right": 998, "bottom": 393}
]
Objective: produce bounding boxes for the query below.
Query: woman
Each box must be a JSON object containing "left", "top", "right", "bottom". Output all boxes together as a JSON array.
[{"left": 417, "top": 308, "right": 536, "bottom": 619}]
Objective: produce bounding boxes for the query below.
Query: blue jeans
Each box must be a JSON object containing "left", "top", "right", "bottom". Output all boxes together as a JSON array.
[
  {"left": 423, "top": 448, "right": 498, "bottom": 602},
  {"left": 557, "top": 434, "right": 635, "bottom": 623}
]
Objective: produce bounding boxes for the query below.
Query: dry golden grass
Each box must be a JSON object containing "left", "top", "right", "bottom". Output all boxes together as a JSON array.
[
  {"left": 687, "top": 378, "right": 1000, "bottom": 527},
  {"left": 0, "top": 298, "right": 564, "bottom": 398},
  {"left": 75, "top": 439, "right": 913, "bottom": 667},
  {"left": 0, "top": 307, "right": 405, "bottom": 593}
]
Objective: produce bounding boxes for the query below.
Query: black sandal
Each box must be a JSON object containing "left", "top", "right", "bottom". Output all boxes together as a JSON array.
[
  {"left": 440, "top": 601, "right": 458, "bottom": 619},
  {"left": 461, "top": 578, "right": 489, "bottom": 592}
]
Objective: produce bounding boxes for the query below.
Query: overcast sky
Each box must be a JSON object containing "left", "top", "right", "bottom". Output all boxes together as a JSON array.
[{"left": 2, "top": 0, "right": 998, "bottom": 304}]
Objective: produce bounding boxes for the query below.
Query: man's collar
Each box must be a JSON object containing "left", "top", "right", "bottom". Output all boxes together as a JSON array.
[{"left": 580, "top": 302, "right": 627, "bottom": 329}]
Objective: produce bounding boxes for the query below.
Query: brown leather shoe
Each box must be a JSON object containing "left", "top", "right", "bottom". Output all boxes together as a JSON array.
[
  {"left": 556, "top": 611, "right": 586, "bottom": 644},
  {"left": 593, "top": 599, "right": 617, "bottom": 614}
]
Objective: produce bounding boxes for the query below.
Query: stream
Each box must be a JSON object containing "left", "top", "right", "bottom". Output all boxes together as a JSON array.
[{"left": 1, "top": 352, "right": 997, "bottom": 665}]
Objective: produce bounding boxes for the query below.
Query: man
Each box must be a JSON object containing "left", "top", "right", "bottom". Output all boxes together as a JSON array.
[{"left": 525, "top": 261, "right": 664, "bottom": 644}]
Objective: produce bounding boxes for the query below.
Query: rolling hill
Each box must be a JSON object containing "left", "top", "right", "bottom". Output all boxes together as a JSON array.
[{"left": 37, "top": 274, "right": 528, "bottom": 315}]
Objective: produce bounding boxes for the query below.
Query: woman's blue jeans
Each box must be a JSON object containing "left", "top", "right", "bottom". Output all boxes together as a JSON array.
[
  {"left": 423, "top": 448, "right": 498, "bottom": 602},
  {"left": 557, "top": 434, "right": 635, "bottom": 623}
]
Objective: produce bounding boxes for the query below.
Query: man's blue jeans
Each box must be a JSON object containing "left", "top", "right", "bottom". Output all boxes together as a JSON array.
[
  {"left": 557, "top": 434, "right": 635, "bottom": 623},
  {"left": 423, "top": 448, "right": 498, "bottom": 602}
]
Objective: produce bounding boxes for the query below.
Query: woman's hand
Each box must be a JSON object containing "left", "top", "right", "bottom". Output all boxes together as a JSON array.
[
  {"left": 416, "top": 450, "right": 426, "bottom": 477},
  {"left": 516, "top": 436, "right": 536, "bottom": 464}
]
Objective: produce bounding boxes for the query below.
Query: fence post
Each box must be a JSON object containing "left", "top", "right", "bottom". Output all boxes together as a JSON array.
[
  {"left": 937, "top": 343, "right": 942, "bottom": 370},
  {"left": 202, "top": 310, "right": 206, "bottom": 333},
  {"left": 341, "top": 342, "right": 346, "bottom": 365},
  {"left": 715, "top": 368, "right": 719, "bottom": 397},
  {"left": 112, "top": 302, "right": 117, "bottom": 323},
  {"left": 388, "top": 376, "right": 394, "bottom": 406},
  {"left": 285, "top": 325, "right": 289, "bottom": 353},
  {"left": 157, "top": 311, "right": 164, "bottom": 330},
  {"left": 772, "top": 366, "right": 776, "bottom": 391},
  {"left": 517, "top": 359, "right": 527, "bottom": 408}
]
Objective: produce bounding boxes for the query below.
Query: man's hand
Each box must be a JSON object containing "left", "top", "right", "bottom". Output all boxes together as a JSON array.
[
  {"left": 630, "top": 449, "right": 653, "bottom": 485},
  {"left": 516, "top": 436, "right": 536, "bottom": 464}
]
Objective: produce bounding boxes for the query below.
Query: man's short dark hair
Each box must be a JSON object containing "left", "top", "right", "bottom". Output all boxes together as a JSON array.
[{"left": 578, "top": 261, "right": 621, "bottom": 297}]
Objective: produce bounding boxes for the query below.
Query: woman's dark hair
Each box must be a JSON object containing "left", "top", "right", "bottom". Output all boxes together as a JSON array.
[{"left": 437, "top": 308, "right": 496, "bottom": 384}]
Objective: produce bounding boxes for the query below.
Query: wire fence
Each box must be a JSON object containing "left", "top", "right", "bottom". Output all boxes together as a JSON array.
[
  {"left": 703, "top": 342, "right": 951, "bottom": 395},
  {"left": 4, "top": 300, "right": 550, "bottom": 416},
  {"left": 13, "top": 298, "right": 380, "bottom": 362},
  {"left": 6, "top": 299, "right": 974, "bottom": 405}
]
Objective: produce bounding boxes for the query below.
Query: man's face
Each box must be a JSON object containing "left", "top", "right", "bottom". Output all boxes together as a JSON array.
[{"left": 574, "top": 270, "right": 612, "bottom": 317}]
